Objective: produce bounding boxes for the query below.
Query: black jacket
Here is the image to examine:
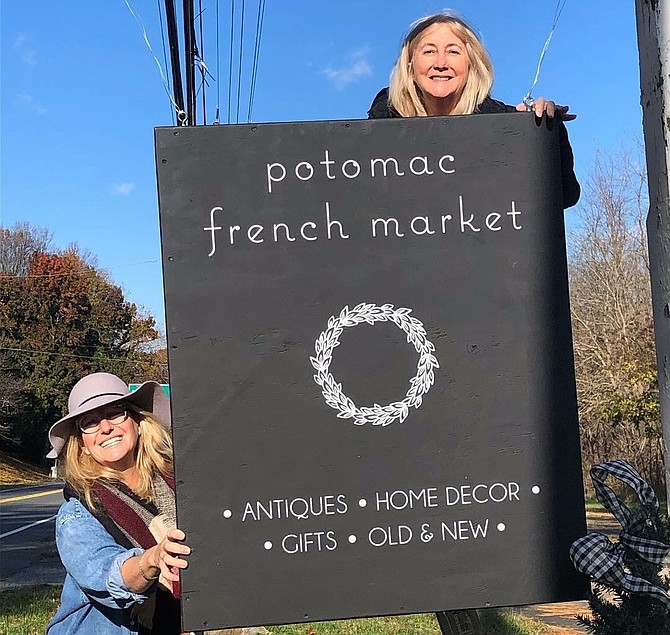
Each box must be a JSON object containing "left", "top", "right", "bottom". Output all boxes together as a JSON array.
[{"left": 367, "top": 88, "right": 580, "bottom": 209}]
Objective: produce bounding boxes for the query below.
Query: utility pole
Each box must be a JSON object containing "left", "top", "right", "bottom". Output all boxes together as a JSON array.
[
  {"left": 163, "top": 0, "right": 185, "bottom": 121},
  {"left": 635, "top": 0, "right": 670, "bottom": 506},
  {"left": 183, "top": 0, "right": 197, "bottom": 125}
]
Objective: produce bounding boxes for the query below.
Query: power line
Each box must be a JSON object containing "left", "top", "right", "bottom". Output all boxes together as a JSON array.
[
  {"left": 163, "top": 0, "right": 187, "bottom": 123},
  {"left": 235, "top": 0, "right": 246, "bottom": 123},
  {"left": 214, "top": 0, "right": 221, "bottom": 123},
  {"left": 524, "top": 0, "right": 569, "bottom": 107},
  {"left": 228, "top": 0, "right": 235, "bottom": 124},
  {"left": 198, "top": 0, "right": 207, "bottom": 124},
  {"left": 124, "top": 0, "right": 183, "bottom": 122},
  {"left": 247, "top": 0, "right": 266, "bottom": 122},
  {"left": 156, "top": 0, "right": 175, "bottom": 125},
  {"left": 183, "top": 0, "right": 197, "bottom": 124},
  {"left": 193, "top": 5, "right": 214, "bottom": 124}
]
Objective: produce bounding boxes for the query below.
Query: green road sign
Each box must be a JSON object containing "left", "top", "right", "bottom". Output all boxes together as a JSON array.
[{"left": 128, "top": 383, "right": 170, "bottom": 397}]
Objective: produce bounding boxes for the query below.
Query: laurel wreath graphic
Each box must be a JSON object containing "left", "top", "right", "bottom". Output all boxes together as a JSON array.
[{"left": 310, "top": 303, "right": 439, "bottom": 426}]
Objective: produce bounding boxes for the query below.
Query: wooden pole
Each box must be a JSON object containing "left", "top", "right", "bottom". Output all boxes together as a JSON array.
[{"left": 635, "top": 0, "right": 670, "bottom": 506}]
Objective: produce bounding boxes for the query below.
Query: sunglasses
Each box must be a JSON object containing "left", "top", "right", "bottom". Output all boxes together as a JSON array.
[{"left": 78, "top": 404, "right": 129, "bottom": 435}]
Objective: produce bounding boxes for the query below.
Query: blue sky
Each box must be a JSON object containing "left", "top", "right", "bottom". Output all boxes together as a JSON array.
[{"left": 1, "top": 1, "right": 642, "bottom": 334}]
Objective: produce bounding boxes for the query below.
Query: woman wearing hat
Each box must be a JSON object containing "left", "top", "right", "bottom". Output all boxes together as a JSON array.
[
  {"left": 46, "top": 372, "right": 190, "bottom": 634},
  {"left": 367, "top": 11, "right": 580, "bottom": 209}
]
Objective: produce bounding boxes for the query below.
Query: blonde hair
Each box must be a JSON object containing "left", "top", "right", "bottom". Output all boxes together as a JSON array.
[
  {"left": 389, "top": 12, "right": 494, "bottom": 117},
  {"left": 63, "top": 406, "right": 173, "bottom": 510}
]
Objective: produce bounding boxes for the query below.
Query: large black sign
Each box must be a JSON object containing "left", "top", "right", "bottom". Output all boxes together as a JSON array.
[{"left": 155, "top": 114, "right": 588, "bottom": 632}]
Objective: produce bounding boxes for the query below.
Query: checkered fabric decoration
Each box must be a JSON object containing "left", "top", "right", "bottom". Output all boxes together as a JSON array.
[{"left": 569, "top": 460, "right": 670, "bottom": 607}]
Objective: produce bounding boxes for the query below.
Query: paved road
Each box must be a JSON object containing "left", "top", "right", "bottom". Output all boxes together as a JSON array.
[{"left": 0, "top": 482, "right": 66, "bottom": 589}]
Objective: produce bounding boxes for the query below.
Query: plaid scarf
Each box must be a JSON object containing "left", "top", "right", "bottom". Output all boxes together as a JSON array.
[
  {"left": 65, "top": 473, "right": 181, "bottom": 633},
  {"left": 570, "top": 460, "right": 670, "bottom": 607}
]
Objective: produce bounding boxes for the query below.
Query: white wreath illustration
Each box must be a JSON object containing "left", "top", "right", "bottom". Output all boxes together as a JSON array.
[{"left": 310, "top": 303, "right": 439, "bottom": 426}]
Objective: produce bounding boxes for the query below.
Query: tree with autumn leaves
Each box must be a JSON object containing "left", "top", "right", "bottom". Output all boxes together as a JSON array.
[{"left": 0, "top": 223, "right": 167, "bottom": 462}]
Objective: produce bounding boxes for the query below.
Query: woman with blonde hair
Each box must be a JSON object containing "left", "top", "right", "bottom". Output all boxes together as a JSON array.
[
  {"left": 368, "top": 11, "right": 580, "bottom": 208},
  {"left": 46, "top": 372, "right": 189, "bottom": 634}
]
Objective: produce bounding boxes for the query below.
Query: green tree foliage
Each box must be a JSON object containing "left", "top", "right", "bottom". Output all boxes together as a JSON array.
[{"left": 0, "top": 224, "right": 167, "bottom": 462}]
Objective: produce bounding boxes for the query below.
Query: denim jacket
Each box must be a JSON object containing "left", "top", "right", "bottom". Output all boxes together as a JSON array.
[{"left": 46, "top": 497, "right": 155, "bottom": 635}]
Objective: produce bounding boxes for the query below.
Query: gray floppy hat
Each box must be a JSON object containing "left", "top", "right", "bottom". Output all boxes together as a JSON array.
[{"left": 47, "top": 372, "right": 171, "bottom": 459}]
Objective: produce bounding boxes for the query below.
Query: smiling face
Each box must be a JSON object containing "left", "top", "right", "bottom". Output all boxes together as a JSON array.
[
  {"left": 79, "top": 404, "right": 140, "bottom": 472},
  {"left": 411, "top": 22, "right": 469, "bottom": 115}
]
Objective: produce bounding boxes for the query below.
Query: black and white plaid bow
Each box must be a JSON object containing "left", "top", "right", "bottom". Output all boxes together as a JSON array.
[{"left": 569, "top": 460, "right": 670, "bottom": 607}]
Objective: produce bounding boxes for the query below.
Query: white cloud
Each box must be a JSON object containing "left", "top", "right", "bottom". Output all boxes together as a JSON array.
[
  {"left": 322, "top": 48, "right": 372, "bottom": 89},
  {"left": 14, "top": 32, "right": 37, "bottom": 66},
  {"left": 16, "top": 93, "right": 47, "bottom": 115},
  {"left": 112, "top": 182, "right": 135, "bottom": 197}
]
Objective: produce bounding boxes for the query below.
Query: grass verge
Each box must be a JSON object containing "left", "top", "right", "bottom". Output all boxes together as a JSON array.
[
  {"left": 0, "top": 586, "right": 547, "bottom": 635},
  {"left": 269, "top": 613, "right": 440, "bottom": 634},
  {"left": 0, "top": 450, "right": 49, "bottom": 485},
  {"left": 0, "top": 585, "right": 61, "bottom": 635},
  {"left": 480, "top": 610, "right": 546, "bottom": 635},
  {"left": 270, "top": 611, "right": 547, "bottom": 635},
  {"left": 583, "top": 498, "right": 605, "bottom": 512}
]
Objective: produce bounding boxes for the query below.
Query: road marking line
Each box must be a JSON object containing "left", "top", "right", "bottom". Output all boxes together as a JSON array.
[
  {"left": 0, "top": 489, "right": 62, "bottom": 504},
  {"left": 0, "top": 514, "right": 57, "bottom": 539}
]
